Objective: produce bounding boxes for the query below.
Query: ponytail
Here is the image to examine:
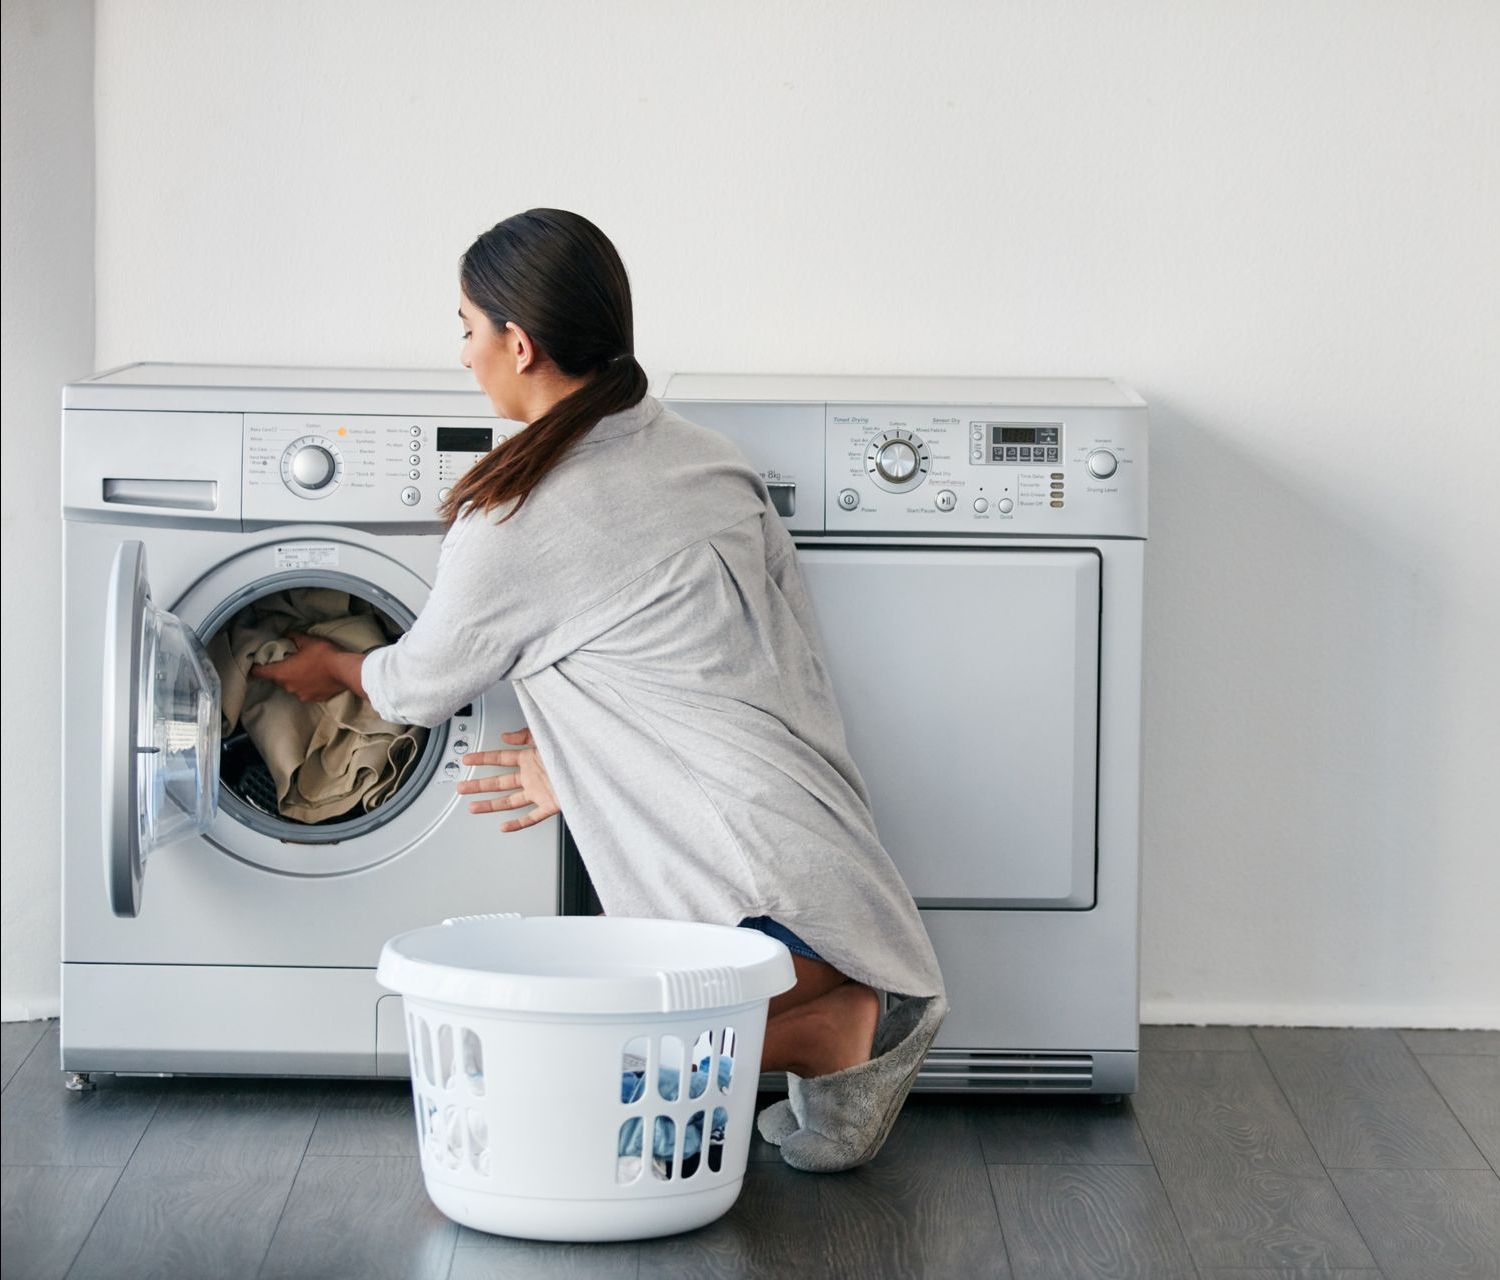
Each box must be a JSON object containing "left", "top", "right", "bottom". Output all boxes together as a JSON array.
[
  {"left": 438, "top": 209, "right": 648, "bottom": 526},
  {"left": 438, "top": 355, "right": 647, "bottom": 525}
]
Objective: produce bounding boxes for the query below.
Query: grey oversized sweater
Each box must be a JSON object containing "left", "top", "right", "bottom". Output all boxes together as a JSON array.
[{"left": 363, "top": 395, "right": 943, "bottom": 998}]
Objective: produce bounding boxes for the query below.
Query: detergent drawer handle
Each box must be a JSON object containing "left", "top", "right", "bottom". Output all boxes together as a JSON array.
[
  {"left": 765, "top": 482, "right": 796, "bottom": 517},
  {"left": 102, "top": 478, "right": 219, "bottom": 511}
]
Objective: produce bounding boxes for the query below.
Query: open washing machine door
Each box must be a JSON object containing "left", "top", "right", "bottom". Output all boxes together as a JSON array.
[{"left": 102, "top": 540, "right": 221, "bottom": 917}]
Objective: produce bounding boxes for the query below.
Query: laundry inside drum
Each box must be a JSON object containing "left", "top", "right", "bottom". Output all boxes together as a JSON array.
[{"left": 204, "top": 585, "right": 438, "bottom": 836}]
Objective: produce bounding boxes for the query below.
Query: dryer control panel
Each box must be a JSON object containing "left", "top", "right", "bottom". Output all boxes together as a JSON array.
[
  {"left": 243, "top": 414, "right": 506, "bottom": 525},
  {"left": 822, "top": 403, "right": 1146, "bottom": 538},
  {"left": 664, "top": 375, "right": 1149, "bottom": 539}
]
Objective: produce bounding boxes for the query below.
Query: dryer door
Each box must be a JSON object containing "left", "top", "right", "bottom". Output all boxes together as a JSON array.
[
  {"left": 798, "top": 545, "right": 1100, "bottom": 909},
  {"left": 103, "top": 540, "right": 222, "bottom": 917}
]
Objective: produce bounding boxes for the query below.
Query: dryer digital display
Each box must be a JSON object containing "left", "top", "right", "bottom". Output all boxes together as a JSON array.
[{"left": 981, "top": 422, "right": 1061, "bottom": 464}]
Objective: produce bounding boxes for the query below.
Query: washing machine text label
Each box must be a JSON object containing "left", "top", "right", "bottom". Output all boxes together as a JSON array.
[{"left": 275, "top": 543, "right": 340, "bottom": 570}]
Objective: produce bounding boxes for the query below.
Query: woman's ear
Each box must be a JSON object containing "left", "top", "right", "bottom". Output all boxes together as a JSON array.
[{"left": 505, "top": 322, "right": 536, "bottom": 374}]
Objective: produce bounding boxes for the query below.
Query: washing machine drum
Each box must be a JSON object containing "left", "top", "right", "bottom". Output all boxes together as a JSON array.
[{"left": 203, "top": 583, "right": 441, "bottom": 843}]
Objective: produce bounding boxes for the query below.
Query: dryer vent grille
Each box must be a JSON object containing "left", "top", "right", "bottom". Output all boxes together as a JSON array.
[{"left": 916, "top": 1048, "right": 1095, "bottom": 1091}]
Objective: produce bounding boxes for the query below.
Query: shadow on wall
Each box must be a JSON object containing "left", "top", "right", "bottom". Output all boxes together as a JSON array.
[{"left": 1138, "top": 391, "right": 1472, "bottom": 1018}]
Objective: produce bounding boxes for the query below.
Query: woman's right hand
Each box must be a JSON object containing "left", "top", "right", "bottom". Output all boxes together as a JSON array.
[
  {"left": 249, "top": 633, "right": 361, "bottom": 702},
  {"left": 455, "top": 728, "right": 561, "bottom": 832}
]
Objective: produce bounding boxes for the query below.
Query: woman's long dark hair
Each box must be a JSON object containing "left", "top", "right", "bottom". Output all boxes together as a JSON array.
[{"left": 438, "top": 209, "right": 648, "bottom": 525}]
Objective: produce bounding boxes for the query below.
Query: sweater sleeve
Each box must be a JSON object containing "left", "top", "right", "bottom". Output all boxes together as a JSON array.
[{"left": 362, "top": 511, "right": 559, "bottom": 726}]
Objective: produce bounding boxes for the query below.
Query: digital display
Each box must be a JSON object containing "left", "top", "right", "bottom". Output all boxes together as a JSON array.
[
  {"left": 435, "top": 426, "right": 493, "bottom": 453},
  {"left": 975, "top": 422, "right": 1062, "bottom": 465}
]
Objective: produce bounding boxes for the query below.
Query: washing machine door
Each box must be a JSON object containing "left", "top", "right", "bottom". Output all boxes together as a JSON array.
[{"left": 102, "top": 540, "right": 222, "bottom": 917}]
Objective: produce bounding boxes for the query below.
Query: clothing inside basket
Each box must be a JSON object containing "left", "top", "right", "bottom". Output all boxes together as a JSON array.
[{"left": 617, "top": 1052, "right": 734, "bottom": 1178}]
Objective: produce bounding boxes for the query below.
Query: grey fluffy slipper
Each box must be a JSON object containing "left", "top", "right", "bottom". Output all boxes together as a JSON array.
[
  {"left": 756, "top": 1096, "right": 800, "bottom": 1144},
  {"left": 755, "top": 993, "right": 948, "bottom": 1172}
]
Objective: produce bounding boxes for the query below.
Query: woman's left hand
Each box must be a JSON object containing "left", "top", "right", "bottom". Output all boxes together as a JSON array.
[{"left": 456, "top": 728, "right": 561, "bottom": 832}]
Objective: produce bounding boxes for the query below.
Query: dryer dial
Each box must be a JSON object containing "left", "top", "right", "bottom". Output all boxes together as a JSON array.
[
  {"left": 864, "top": 430, "right": 930, "bottom": 494},
  {"left": 876, "top": 439, "right": 919, "bottom": 483}
]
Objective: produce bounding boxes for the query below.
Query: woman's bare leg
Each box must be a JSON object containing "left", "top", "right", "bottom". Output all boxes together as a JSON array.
[
  {"left": 595, "top": 917, "right": 879, "bottom": 1078},
  {"left": 762, "top": 954, "right": 881, "bottom": 1078},
  {"left": 768, "top": 954, "right": 846, "bottom": 1018}
]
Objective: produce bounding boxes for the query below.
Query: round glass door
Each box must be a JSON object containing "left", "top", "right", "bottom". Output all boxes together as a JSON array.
[{"left": 140, "top": 599, "right": 221, "bottom": 850}]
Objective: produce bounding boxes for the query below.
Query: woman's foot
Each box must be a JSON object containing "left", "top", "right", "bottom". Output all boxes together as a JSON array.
[
  {"left": 770, "top": 994, "right": 949, "bottom": 1172},
  {"left": 763, "top": 980, "right": 881, "bottom": 1078}
]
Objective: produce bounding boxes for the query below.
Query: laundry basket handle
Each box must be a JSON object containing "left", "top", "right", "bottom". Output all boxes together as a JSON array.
[
  {"left": 441, "top": 913, "right": 523, "bottom": 926},
  {"left": 657, "top": 965, "right": 744, "bottom": 1012}
]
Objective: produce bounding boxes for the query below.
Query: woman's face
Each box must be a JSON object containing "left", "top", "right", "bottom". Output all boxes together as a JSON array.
[{"left": 459, "top": 291, "right": 530, "bottom": 420}]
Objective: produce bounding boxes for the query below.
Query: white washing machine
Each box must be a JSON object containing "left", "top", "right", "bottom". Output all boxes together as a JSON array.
[
  {"left": 662, "top": 375, "right": 1148, "bottom": 1094},
  {"left": 60, "top": 364, "right": 561, "bottom": 1083}
]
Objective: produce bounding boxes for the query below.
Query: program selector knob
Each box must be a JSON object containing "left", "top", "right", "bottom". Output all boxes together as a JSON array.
[
  {"left": 1087, "top": 449, "right": 1119, "bottom": 479},
  {"left": 291, "top": 445, "right": 336, "bottom": 489},
  {"left": 864, "top": 430, "right": 930, "bottom": 493},
  {"left": 876, "top": 440, "right": 919, "bottom": 483}
]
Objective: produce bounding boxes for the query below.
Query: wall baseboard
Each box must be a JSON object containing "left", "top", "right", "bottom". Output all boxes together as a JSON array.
[
  {"left": 1142, "top": 999, "right": 1500, "bottom": 1031},
  {"left": 5, "top": 996, "right": 1497, "bottom": 1031},
  {"left": 2, "top": 996, "right": 61, "bottom": 1022}
]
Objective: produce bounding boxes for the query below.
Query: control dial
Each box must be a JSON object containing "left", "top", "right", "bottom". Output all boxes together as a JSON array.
[
  {"left": 292, "top": 445, "right": 335, "bottom": 488},
  {"left": 877, "top": 440, "right": 919, "bottom": 482},
  {"left": 1087, "top": 449, "right": 1119, "bottom": 479},
  {"left": 864, "top": 429, "right": 931, "bottom": 494},
  {"left": 281, "top": 436, "right": 343, "bottom": 499}
]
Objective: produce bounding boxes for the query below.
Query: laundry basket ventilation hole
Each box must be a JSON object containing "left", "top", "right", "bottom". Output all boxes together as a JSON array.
[
  {"left": 658, "top": 1035, "right": 683, "bottom": 1100},
  {"left": 409, "top": 1014, "right": 490, "bottom": 1175},
  {"left": 409, "top": 1013, "right": 484, "bottom": 1096},
  {"left": 616, "top": 1026, "right": 737, "bottom": 1186}
]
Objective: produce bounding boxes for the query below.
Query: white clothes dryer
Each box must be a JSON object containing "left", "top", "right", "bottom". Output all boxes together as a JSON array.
[
  {"left": 663, "top": 375, "right": 1148, "bottom": 1095},
  {"left": 60, "top": 364, "right": 561, "bottom": 1083}
]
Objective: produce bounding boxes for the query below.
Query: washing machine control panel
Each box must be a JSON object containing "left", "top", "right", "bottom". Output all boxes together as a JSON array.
[
  {"left": 824, "top": 403, "right": 1147, "bottom": 538},
  {"left": 244, "top": 414, "right": 507, "bottom": 524}
]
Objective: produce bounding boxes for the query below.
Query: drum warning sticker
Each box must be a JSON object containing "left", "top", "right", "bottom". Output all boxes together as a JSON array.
[{"left": 275, "top": 544, "right": 339, "bottom": 570}]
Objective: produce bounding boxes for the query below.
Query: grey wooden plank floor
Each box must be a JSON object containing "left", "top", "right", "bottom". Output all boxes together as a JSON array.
[{"left": 2, "top": 1022, "right": 1497, "bottom": 1280}]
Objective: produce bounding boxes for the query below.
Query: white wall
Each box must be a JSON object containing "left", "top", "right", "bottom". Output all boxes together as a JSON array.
[
  {"left": 1, "top": 0, "right": 94, "bottom": 1020},
  {"left": 4, "top": 1, "right": 1497, "bottom": 1024}
]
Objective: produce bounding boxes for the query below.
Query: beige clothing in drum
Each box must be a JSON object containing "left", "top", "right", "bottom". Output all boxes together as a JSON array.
[{"left": 208, "top": 588, "right": 427, "bottom": 823}]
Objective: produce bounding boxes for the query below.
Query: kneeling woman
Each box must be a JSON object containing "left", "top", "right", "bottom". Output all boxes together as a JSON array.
[{"left": 252, "top": 208, "right": 946, "bottom": 1171}]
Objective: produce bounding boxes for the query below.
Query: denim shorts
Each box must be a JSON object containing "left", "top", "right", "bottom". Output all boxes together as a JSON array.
[{"left": 737, "top": 915, "right": 823, "bottom": 962}]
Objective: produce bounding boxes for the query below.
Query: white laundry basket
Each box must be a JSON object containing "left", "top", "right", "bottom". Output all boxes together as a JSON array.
[{"left": 376, "top": 914, "right": 797, "bottom": 1242}]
